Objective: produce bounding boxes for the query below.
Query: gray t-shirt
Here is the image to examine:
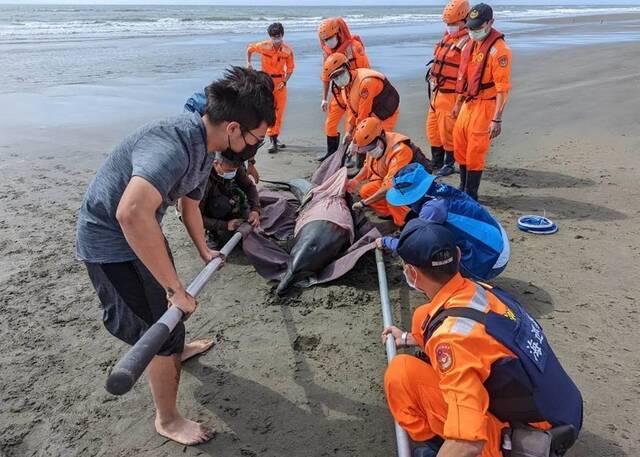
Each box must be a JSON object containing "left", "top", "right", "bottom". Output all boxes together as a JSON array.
[{"left": 76, "top": 112, "right": 214, "bottom": 263}]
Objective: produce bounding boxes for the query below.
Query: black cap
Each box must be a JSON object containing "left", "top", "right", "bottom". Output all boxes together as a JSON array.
[
  {"left": 396, "top": 219, "right": 457, "bottom": 270},
  {"left": 466, "top": 3, "right": 493, "bottom": 29}
]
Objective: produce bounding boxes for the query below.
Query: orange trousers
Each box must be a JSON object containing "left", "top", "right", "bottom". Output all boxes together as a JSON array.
[
  {"left": 384, "top": 354, "right": 505, "bottom": 457},
  {"left": 452, "top": 99, "right": 495, "bottom": 171},
  {"left": 267, "top": 84, "right": 287, "bottom": 137},
  {"left": 325, "top": 97, "right": 349, "bottom": 137},
  {"left": 359, "top": 179, "right": 408, "bottom": 227},
  {"left": 426, "top": 91, "right": 457, "bottom": 151}
]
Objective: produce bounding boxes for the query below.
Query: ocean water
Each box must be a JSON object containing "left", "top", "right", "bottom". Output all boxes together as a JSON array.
[{"left": 0, "top": 4, "right": 639, "bottom": 93}]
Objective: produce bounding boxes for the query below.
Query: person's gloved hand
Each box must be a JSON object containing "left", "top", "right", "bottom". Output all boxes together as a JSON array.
[{"left": 321, "top": 99, "right": 328, "bottom": 112}]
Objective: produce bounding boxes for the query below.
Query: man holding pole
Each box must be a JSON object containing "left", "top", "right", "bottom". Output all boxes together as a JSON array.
[
  {"left": 75, "top": 67, "right": 275, "bottom": 445},
  {"left": 381, "top": 220, "right": 582, "bottom": 457}
]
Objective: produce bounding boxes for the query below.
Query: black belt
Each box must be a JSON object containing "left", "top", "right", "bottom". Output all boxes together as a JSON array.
[{"left": 270, "top": 74, "right": 284, "bottom": 78}]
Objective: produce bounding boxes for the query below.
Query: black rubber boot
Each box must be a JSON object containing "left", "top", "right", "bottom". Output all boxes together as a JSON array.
[
  {"left": 267, "top": 135, "right": 278, "bottom": 154},
  {"left": 465, "top": 170, "right": 483, "bottom": 201},
  {"left": 430, "top": 146, "right": 445, "bottom": 171},
  {"left": 458, "top": 165, "right": 467, "bottom": 191},
  {"left": 436, "top": 150, "right": 455, "bottom": 177},
  {"left": 317, "top": 134, "right": 340, "bottom": 162}
]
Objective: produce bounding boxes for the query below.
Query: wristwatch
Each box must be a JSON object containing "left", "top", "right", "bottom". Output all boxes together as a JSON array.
[{"left": 401, "top": 332, "right": 408, "bottom": 347}]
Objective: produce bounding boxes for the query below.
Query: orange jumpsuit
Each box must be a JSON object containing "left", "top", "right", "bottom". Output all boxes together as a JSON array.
[
  {"left": 384, "top": 273, "right": 514, "bottom": 456},
  {"left": 426, "top": 31, "right": 469, "bottom": 152},
  {"left": 247, "top": 40, "right": 295, "bottom": 137},
  {"left": 341, "top": 68, "right": 400, "bottom": 136},
  {"left": 322, "top": 40, "right": 370, "bottom": 136},
  {"left": 348, "top": 132, "right": 412, "bottom": 226},
  {"left": 453, "top": 38, "right": 511, "bottom": 171}
]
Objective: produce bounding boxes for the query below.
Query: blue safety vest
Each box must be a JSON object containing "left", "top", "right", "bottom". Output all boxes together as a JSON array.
[
  {"left": 382, "top": 182, "right": 509, "bottom": 281},
  {"left": 424, "top": 285, "right": 583, "bottom": 436}
]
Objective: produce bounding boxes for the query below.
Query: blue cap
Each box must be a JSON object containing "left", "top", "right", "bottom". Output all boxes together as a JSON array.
[
  {"left": 386, "top": 163, "right": 436, "bottom": 207},
  {"left": 396, "top": 219, "right": 457, "bottom": 269}
]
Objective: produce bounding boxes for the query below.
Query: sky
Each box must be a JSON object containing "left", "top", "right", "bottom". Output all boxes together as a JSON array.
[{"left": 1, "top": 0, "right": 638, "bottom": 4}]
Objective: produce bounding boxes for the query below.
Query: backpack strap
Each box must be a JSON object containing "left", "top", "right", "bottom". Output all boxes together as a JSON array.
[{"left": 423, "top": 306, "right": 488, "bottom": 344}]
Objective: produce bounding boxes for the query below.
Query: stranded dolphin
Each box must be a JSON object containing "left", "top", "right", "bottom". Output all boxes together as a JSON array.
[{"left": 274, "top": 168, "right": 354, "bottom": 295}]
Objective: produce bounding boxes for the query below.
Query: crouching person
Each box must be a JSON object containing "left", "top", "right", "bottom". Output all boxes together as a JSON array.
[
  {"left": 382, "top": 220, "right": 583, "bottom": 457},
  {"left": 379, "top": 163, "right": 509, "bottom": 281},
  {"left": 201, "top": 152, "right": 261, "bottom": 248},
  {"left": 347, "top": 117, "right": 428, "bottom": 227}
]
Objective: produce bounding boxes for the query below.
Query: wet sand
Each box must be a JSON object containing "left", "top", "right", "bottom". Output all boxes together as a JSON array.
[{"left": 1, "top": 15, "right": 640, "bottom": 457}]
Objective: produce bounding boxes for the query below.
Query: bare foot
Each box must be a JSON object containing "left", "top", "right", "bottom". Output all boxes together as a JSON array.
[
  {"left": 181, "top": 339, "right": 215, "bottom": 362},
  {"left": 155, "top": 415, "right": 215, "bottom": 445}
]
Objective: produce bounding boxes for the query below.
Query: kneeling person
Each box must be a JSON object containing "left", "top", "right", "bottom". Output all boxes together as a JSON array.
[
  {"left": 382, "top": 220, "right": 583, "bottom": 457},
  {"left": 201, "top": 152, "right": 261, "bottom": 248},
  {"left": 380, "top": 163, "right": 509, "bottom": 281},
  {"left": 347, "top": 117, "right": 424, "bottom": 227}
]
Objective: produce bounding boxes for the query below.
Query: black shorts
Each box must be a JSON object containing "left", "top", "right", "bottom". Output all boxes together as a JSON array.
[{"left": 85, "top": 259, "right": 185, "bottom": 356}]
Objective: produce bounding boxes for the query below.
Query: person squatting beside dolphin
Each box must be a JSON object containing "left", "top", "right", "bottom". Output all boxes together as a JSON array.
[
  {"left": 382, "top": 220, "right": 582, "bottom": 457},
  {"left": 377, "top": 162, "right": 509, "bottom": 281}
]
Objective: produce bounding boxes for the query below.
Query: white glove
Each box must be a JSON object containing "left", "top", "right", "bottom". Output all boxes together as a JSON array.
[{"left": 321, "top": 99, "right": 328, "bottom": 111}]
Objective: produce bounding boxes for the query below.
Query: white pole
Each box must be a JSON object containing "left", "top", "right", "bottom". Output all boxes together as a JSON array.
[{"left": 375, "top": 249, "right": 412, "bottom": 457}]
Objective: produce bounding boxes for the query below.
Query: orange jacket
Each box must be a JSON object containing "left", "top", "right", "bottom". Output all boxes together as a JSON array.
[
  {"left": 410, "top": 273, "right": 516, "bottom": 442},
  {"left": 343, "top": 68, "right": 399, "bottom": 128},
  {"left": 456, "top": 29, "right": 511, "bottom": 100},
  {"left": 247, "top": 40, "right": 295, "bottom": 81},
  {"left": 431, "top": 29, "right": 470, "bottom": 92},
  {"left": 355, "top": 132, "right": 414, "bottom": 189}
]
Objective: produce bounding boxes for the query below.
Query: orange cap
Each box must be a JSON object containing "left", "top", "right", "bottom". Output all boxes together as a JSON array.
[
  {"left": 323, "top": 52, "right": 349, "bottom": 78},
  {"left": 318, "top": 18, "right": 340, "bottom": 40},
  {"left": 354, "top": 117, "right": 383, "bottom": 148},
  {"left": 443, "top": 0, "right": 471, "bottom": 24}
]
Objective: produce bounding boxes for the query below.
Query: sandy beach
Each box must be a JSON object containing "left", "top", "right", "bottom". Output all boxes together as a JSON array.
[{"left": 1, "top": 10, "right": 640, "bottom": 457}]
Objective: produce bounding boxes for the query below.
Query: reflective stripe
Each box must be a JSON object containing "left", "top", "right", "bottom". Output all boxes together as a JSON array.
[
  {"left": 493, "top": 224, "right": 511, "bottom": 269},
  {"left": 469, "top": 284, "right": 489, "bottom": 312},
  {"left": 450, "top": 316, "right": 476, "bottom": 336},
  {"left": 446, "top": 285, "right": 489, "bottom": 336}
]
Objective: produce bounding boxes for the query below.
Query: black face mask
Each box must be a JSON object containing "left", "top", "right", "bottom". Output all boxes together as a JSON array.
[{"left": 221, "top": 133, "right": 263, "bottom": 164}]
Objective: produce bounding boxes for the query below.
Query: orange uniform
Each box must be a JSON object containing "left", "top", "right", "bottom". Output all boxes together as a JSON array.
[
  {"left": 247, "top": 40, "right": 295, "bottom": 136},
  {"left": 384, "top": 273, "right": 515, "bottom": 456},
  {"left": 349, "top": 132, "right": 412, "bottom": 226},
  {"left": 341, "top": 68, "right": 400, "bottom": 136},
  {"left": 453, "top": 32, "right": 511, "bottom": 171},
  {"left": 321, "top": 23, "right": 370, "bottom": 137},
  {"left": 427, "top": 30, "right": 470, "bottom": 152}
]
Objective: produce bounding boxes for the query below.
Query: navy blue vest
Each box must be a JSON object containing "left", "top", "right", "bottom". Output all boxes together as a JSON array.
[{"left": 424, "top": 285, "right": 583, "bottom": 437}]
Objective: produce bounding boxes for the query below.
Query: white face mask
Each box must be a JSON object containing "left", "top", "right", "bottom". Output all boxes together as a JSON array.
[
  {"left": 272, "top": 37, "right": 283, "bottom": 46},
  {"left": 333, "top": 70, "right": 351, "bottom": 88},
  {"left": 367, "top": 140, "right": 385, "bottom": 159},
  {"left": 403, "top": 265, "right": 420, "bottom": 291},
  {"left": 445, "top": 24, "right": 460, "bottom": 35},
  {"left": 469, "top": 26, "right": 490, "bottom": 41},
  {"left": 325, "top": 36, "right": 339, "bottom": 49}
]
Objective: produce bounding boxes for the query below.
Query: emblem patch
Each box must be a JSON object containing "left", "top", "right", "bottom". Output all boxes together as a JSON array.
[
  {"left": 469, "top": 9, "right": 479, "bottom": 19},
  {"left": 499, "top": 56, "right": 509, "bottom": 68},
  {"left": 504, "top": 308, "right": 516, "bottom": 321},
  {"left": 435, "top": 343, "right": 454, "bottom": 373}
]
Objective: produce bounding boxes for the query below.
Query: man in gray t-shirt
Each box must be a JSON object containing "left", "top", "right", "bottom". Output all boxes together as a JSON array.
[{"left": 76, "top": 67, "right": 275, "bottom": 446}]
